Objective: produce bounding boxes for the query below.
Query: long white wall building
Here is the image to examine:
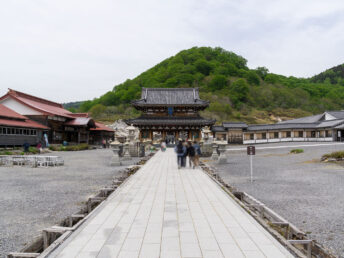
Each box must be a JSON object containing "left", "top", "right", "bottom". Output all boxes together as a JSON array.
[{"left": 212, "top": 111, "right": 344, "bottom": 144}]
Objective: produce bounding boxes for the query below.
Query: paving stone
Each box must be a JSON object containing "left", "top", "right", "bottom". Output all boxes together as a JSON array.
[{"left": 48, "top": 149, "right": 293, "bottom": 258}]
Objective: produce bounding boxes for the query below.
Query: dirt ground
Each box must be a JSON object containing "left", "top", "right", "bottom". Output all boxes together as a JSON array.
[
  {"left": 212, "top": 142, "right": 344, "bottom": 257},
  {"left": 0, "top": 149, "right": 138, "bottom": 258}
]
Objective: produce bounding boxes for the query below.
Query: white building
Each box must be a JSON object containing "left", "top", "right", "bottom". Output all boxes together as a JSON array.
[{"left": 212, "top": 111, "right": 344, "bottom": 144}]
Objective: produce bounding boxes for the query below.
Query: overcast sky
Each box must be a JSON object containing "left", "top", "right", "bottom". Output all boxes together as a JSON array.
[{"left": 1, "top": 0, "right": 344, "bottom": 103}]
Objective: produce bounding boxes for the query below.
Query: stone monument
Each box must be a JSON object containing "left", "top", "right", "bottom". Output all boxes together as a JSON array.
[
  {"left": 110, "top": 140, "right": 122, "bottom": 166},
  {"left": 217, "top": 141, "right": 228, "bottom": 164},
  {"left": 211, "top": 142, "right": 219, "bottom": 160}
]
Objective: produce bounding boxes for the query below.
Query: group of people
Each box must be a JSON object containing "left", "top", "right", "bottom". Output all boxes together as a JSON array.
[{"left": 174, "top": 139, "right": 201, "bottom": 169}]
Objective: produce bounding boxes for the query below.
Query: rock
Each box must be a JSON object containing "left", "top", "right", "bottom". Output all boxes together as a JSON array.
[{"left": 108, "top": 120, "right": 140, "bottom": 140}]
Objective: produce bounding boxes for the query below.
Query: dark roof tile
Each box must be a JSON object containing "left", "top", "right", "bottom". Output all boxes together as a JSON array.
[{"left": 132, "top": 88, "right": 209, "bottom": 106}]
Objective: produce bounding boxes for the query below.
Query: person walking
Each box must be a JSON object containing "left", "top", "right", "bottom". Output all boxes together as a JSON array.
[
  {"left": 181, "top": 140, "right": 188, "bottom": 168},
  {"left": 186, "top": 141, "right": 196, "bottom": 168},
  {"left": 174, "top": 139, "right": 186, "bottom": 169},
  {"left": 193, "top": 140, "right": 201, "bottom": 168},
  {"left": 161, "top": 140, "right": 166, "bottom": 152}
]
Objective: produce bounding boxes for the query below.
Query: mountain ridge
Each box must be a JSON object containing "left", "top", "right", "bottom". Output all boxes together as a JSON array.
[{"left": 66, "top": 46, "right": 344, "bottom": 124}]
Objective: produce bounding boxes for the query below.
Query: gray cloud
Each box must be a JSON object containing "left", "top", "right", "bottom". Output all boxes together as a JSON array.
[{"left": 0, "top": 0, "right": 344, "bottom": 102}]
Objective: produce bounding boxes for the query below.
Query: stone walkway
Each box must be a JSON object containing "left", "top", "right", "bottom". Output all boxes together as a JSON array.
[{"left": 48, "top": 149, "right": 293, "bottom": 258}]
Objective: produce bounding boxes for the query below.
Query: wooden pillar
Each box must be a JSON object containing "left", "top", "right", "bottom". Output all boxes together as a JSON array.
[
  {"left": 149, "top": 130, "right": 153, "bottom": 141},
  {"left": 162, "top": 131, "right": 166, "bottom": 140},
  {"left": 175, "top": 131, "right": 179, "bottom": 140}
]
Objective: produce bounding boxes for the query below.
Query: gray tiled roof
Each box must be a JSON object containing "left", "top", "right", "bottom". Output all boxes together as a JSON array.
[
  {"left": 278, "top": 114, "right": 324, "bottom": 124},
  {"left": 132, "top": 88, "right": 209, "bottom": 106},
  {"left": 326, "top": 111, "right": 344, "bottom": 119},
  {"left": 247, "top": 123, "right": 319, "bottom": 131},
  {"left": 126, "top": 116, "right": 215, "bottom": 126},
  {"left": 246, "top": 119, "right": 344, "bottom": 131},
  {"left": 211, "top": 125, "right": 226, "bottom": 132},
  {"left": 335, "top": 123, "right": 344, "bottom": 129},
  {"left": 316, "top": 119, "right": 344, "bottom": 128},
  {"left": 222, "top": 122, "right": 248, "bottom": 129}
]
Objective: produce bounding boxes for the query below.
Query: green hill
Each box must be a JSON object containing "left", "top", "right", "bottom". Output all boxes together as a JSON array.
[
  {"left": 310, "top": 64, "right": 344, "bottom": 85},
  {"left": 75, "top": 47, "right": 344, "bottom": 124}
]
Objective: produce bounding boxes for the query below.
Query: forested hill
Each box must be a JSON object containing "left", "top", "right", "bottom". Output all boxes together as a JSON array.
[
  {"left": 72, "top": 47, "right": 344, "bottom": 124},
  {"left": 310, "top": 64, "right": 344, "bottom": 85}
]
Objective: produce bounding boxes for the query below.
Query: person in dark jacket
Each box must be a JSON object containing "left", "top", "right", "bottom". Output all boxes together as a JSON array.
[
  {"left": 23, "top": 142, "right": 30, "bottom": 153},
  {"left": 174, "top": 139, "right": 186, "bottom": 169},
  {"left": 186, "top": 141, "right": 196, "bottom": 168},
  {"left": 193, "top": 140, "right": 201, "bottom": 168}
]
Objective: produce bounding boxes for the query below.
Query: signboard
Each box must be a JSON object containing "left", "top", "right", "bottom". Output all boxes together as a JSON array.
[
  {"left": 247, "top": 146, "right": 255, "bottom": 155},
  {"left": 247, "top": 146, "right": 255, "bottom": 183},
  {"left": 168, "top": 107, "right": 174, "bottom": 116}
]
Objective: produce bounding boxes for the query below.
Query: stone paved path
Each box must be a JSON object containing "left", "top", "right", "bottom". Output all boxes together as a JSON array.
[{"left": 48, "top": 149, "right": 293, "bottom": 258}]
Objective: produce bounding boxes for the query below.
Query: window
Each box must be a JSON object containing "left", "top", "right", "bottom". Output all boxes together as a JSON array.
[
  {"left": 286, "top": 131, "right": 291, "bottom": 138},
  {"left": 311, "top": 131, "right": 316, "bottom": 138},
  {"left": 262, "top": 133, "right": 266, "bottom": 139},
  {"left": 298, "top": 131, "right": 303, "bottom": 138},
  {"left": 326, "top": 130, "right": 332, "bottom": 137},
  {"left": 250, "top": 133, "right": 254, "bottom": 140},
  {"left": 16, "top": 129, "right": 20, "bottom": 135},
  {"left": 274, "top": 132, "right": 279, "bottom": 138}
]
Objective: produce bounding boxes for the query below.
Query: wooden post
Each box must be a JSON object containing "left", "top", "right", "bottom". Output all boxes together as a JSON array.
[{"left": 149, "top": 130, "right": 153, "bottom": 141}]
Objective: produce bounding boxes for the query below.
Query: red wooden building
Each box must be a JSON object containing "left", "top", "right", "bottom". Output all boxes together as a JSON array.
[{"left": 0, "top": 89, "right": 114, "bottom": 145}]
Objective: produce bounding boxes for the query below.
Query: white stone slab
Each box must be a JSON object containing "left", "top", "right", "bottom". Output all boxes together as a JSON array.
[{"left": 48, "top": 149, "right": 294, "bottom": 258}]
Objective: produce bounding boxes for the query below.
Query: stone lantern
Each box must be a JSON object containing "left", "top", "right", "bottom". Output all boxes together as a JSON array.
[
  {"left": 127, "top": 124, "right": 136, "bottom": 142},
  {"left": 110, "top": 140, "right": 122, "bottom": 166},
  {"left": 217, "top": 141, "right": 228, "bottom": 164},
  {"left": 122, "top": 140, "right": 132, "bottom": 161},
  {"left": 202, "top": 126, "right": 211, "bottom": 142},
  {"left": 211, "top": 142, "right": 219, "bottom": 160}
]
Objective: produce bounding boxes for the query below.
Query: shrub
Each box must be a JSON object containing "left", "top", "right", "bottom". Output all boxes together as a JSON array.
[
  {"left": 28, "top": 147, "right": 39, "bottom": 154},
  {"left": 49, "top": 144, "right": 89, "bottom": 151},
  {"left": 0, "top": 151, "right": 13, "bottom": 155},
  {"left": 322, "top": 151, "right": 344, "bottom": 160},
  {"left": 65, "top": 144, "right": 89, "bottom": 151},
  {"left": 49, "top": 145, "right": 59, "bottom": 151},
  {"left": 290, "top": 149, "right": 304, "bottom": 154}
]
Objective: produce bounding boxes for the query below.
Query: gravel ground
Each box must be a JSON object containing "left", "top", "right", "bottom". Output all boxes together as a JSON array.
[
  {"left": 0, "top": 149, "right": 139, "bottom": 258},
  {"left": 211, "top": 142, "right": 344, "bottom": 258}
]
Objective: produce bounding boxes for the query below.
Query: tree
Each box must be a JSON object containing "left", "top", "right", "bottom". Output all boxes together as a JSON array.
[
  {"left": 195, "top": 59, "right": 213, "bottom": 75},
  {"left": 209, "top": 75, "right": 228, "bottom": 90},
  {"left": 255, "top": 67, "right": 269, "bottom": 79},
  {"left": 230, "top": 79, "right": 249, "bottom": 104},
  {"left": 245, "top": 71, "right": 260, "bottom": 85},
  {"left": 89, "top": 104, "right": 106, "bottom": 118}
]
